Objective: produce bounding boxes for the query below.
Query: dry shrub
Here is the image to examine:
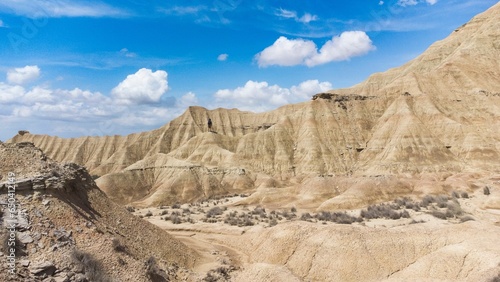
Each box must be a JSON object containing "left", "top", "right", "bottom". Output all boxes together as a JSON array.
[
  {"left": 360, "top": 204, "right": 409, "bottom": 220},
  {"left": 145, "top": 256, "right": 169, "bottom": 282},
  {"left": 111, "top": 238, "right": 128, "bottom": 254},
  {"left": 460, "top": 215, "right": 475, "bottom": 223},
  {"left": 71, "top": 249, "right": 111, "bottom": 282},
  {"left": 484, "top": 186, "right": 491, "bottom": 195},
  {"left": 206, "top": 207, "right": 224, "bottom": 218}
]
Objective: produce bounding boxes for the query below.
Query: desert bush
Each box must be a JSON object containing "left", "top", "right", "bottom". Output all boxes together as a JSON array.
[
  {"left": 145, "top": 256, "right": 169, "bottom": 282},
  {"left": 226, "top": 218, "right": 238, "bottom": 226},
  {"left": 332, "top": 212, "right": 361, "bottom": 224},
  {"left": 125, "top": 206, "right": 135, "bottom": 212},
  {"left": 315, "top": 211, "right": 330, "bottom": 221},
  {"left": 203, "top": 266, "right": 232, "bottom": 282},
  {"left": 300, "top": 213, "right": 312, "bottom": 221},
  {"left": 206, "top": 207, "right": 224, "bottom": 218},
  {"left": 484, "top": 186, "right": 491, "bottom": 195},
  {"left": 291, "top": 207, "right": 297, "bottom": 213},
  {"left": 315, "top": 211, "right": 360, "bottom": 224},
  {"left": 446, "top": 202, "right": 463, "bottom": 217},
  {"left": 172, "top": 203, "right": 181, "bottom": 209},
  {"left": 460, "top": 215, "right": 474, "bottom": 222},
  {"left": 280, "top": 211, "right": 293, "bottom": 220},
  {"left": 111, "top": 238, "right": 128, "bottom": 253},
  {"left": 243, "top": 217, "right": 254, "bottom": 226},
  {"left": 71, "top": 249, "right": 111, "bottom": 282},
  {"left": 269, "top": 219, "right": 278, "bottom": 227},
  {"left": 145, "top": 211, "right": 153, "bottom": 217},
  {"left": 461, "top": 192, "right": 469, "bottom": 198},
  {"left": 406, "top": 201, "right": 420, "bottom": 211},
  {"left": 160, "top": 210, "right": 168, "bottom": 216},
  {"left": 436, "top": 195, "right": 449, "bottom": 207},
  {"left": 409, "top": 219, "right": 425, "bottom": 224},
  {"left": 393, "top": 197, "right": 411, "bottom": 209},
  {"left": 421, "top": 195, "right": 436, "bottom": 207},
  {"left": 170, "top": 215, "right": 182, "bottom": 224},
  {"left": 251, "top": 206, "right": 266, "bottom": 217},
  {"left": 451, "top": 191, "right": 460, "bottom": 198},
  {"left": 430, "top": 210, "right": 447, "bottom": 220},
  {"left": 360, "top": 204, "right": 409, "bottom": 220}
]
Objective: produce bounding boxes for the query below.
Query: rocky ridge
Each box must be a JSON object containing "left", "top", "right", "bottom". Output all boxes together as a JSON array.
[{"left": 0, "top": 142, "right": 200, "bottom": 281}]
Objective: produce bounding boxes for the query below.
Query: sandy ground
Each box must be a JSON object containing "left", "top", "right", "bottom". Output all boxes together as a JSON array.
[{"left": 132, "top": 188, "right": 500, "bottom": 281}]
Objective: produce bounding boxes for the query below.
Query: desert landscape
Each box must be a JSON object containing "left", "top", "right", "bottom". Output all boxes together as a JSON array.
[{"left": 1, "top": 1, "right": 500, "bottom": 282}]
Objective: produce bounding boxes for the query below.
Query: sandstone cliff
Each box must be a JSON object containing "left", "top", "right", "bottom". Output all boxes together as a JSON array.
[{"left": 8, "top": 2, "right": 500, "bottom": 207}]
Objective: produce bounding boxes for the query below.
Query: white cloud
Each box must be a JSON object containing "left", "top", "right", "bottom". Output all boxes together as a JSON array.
[
  {"left": 178, "top": 92, "right": 198, "bottom": 107},
  {"left": 398, "top": 0, "right": 418, "bottom": 6},
  {"left": 217, "top": 54, "right": 229, "bottom": 61},
  {"left": 255, "top": 36, "right": 317, "bottom": 67},
  {"left": 0, "top": 83, "right": 25, "bottom": 103},
  {"left": 213, "top": 80, "right": 332, "bottom": 112},
  {"left": 379, "top": 1, "right": 385, "bottom": 5},
  {"left": 160, "top": 5, "right": 207, "bottom": 15},
  {"left": 398, "top": 0, "right": 437, "bottom": 6},
  {"left": 0, "top": 19, "right": 4, "bottom": 27},
  {"left": 111, "top": 68, "right": 169, "bottom": 105},
  {"left": 276, "top": 8, "right": 318, "bottom": 24},
  {"left": 119, "top": 48, "right": 137, "bottom": 58},
  {"left": 298, "top": 13, "right": 318, "bottom": 24},
  {"left": 0, "top": 0, "right": 125, "bottom": 18},
  {"left": 256, "top": 31, "right": 375, "bottom": 67},
  {"left": 7, "top": 65, "right": 41, "bottom": 85},
  {"left": 0, "top": 66, "right": 201, "bottom": 140},
  {"left": 305, "top": 31, "right": 376, "bottom": 66}
]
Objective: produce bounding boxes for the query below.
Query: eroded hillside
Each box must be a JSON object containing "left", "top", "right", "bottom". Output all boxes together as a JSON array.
[
  {"left": 8, "top": 3, "right": 500, "bottom": 208},
  {"left": 0, "top": 142, "right": 201, "bottom": 281}
]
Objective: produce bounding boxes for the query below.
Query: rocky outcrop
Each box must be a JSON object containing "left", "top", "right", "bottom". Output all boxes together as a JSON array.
[{"left": 0, "top": 142, "right": 199, "bottom": 281}]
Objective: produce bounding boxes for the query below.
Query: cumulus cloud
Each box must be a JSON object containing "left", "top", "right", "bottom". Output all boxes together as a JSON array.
[
  {"left": 7, "top": 65, "right": 41, "bottom": 85},
  {"left": 0, "top": 66, "right": 199, "bottom": 140},
  {"left": 256, "top": 31, "right": 375, "bottom": 67},
  {"left": 217, "top": 53, "right": 229, "bottom": 61},
  {"left": 178, "top": 92, "right": 198, "bottom": 107},
  {"left": 0, "top": 83, "right": 25, "bottom": 103},
  {"left": 256, "top": 37, "right": 317, "bottom": 67},
  {"left": 112, "top": 68, "right": 168, "bottom": 105},
  {"left": 213, "top": 79, "right": 332, "bottom": 112}
]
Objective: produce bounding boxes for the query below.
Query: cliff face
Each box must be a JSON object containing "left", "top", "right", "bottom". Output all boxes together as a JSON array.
[{"left": 9, "top": 3, "right": 500, "bottom": 207}]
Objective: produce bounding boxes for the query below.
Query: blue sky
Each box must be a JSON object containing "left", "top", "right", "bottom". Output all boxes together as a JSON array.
[{"left": 0, "top": 0, "right": 497, "bottom": 140}]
